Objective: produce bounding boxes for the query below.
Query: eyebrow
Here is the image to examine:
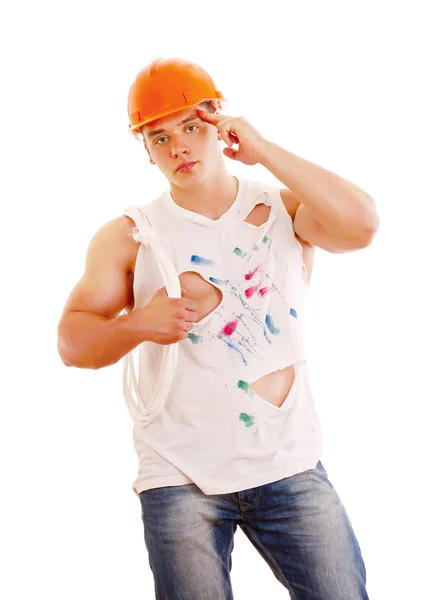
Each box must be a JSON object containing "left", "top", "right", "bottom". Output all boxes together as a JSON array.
[{"left": 147, "top": 114, "right": 200, "bottom": 139}]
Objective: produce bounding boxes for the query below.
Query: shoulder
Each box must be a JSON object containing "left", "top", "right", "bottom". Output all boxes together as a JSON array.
[
  {"left": 250, "top": 180, "right": 300, "bottom": 221},
  {"left": 88, "top": 215, "right": 141, "bottom": 275},
  {"left": 99, "top": 214, "right": 140, "bottom": 243},
  {"left": 247, "top": 180, "right": 314, "bottom": 248}
]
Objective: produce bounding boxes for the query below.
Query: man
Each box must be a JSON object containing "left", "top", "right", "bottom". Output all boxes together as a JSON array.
[{"left": 57, "top": 58, "right": 378, "bottom": 599}]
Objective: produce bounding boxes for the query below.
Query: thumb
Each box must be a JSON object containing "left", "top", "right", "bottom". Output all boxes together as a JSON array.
[{"left": 223, "top": 146, "right": 238, "bottom": 161}]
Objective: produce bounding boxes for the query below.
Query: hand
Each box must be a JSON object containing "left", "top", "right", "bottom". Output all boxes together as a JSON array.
[
  {"left": 196, "top": 109, "right": 266, "bottom": 165},
  {"left": 139, "top": 287, "right": 198, "bottom": 345}
]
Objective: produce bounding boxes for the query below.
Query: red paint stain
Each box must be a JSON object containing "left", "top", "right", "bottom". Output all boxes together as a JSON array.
[
  {"left": 218, "top": 318, "right": 240, "bottom": 337},
  {"left": 245, "top": 284, "right": 261, "bottom": 298},
  {"left": 244, "top": 265, "right": 260, "bottom": 280},
  {"left": 223, "top": 320, "right": 239, "bottom": 335},
  {"left": 259, "top": 286, "right": 274, "bottom": 296}
]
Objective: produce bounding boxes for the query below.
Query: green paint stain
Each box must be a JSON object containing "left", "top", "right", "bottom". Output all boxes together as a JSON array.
[
  {"left": 262, "top": 236, "right": 272, "bottom": 248},
  {"left": 237, "top": 380, "right": 251, "bottom": 393},
  {"left": 253, "top": 244, "right": 259, "bottom": 251},
  {"left": 233, "top": 247, "right": 248, "bottom": 258},
  {"left": 239, "top": 413, "right": 255, "bottom": 428},
  {"left": 237, "top": 380, "right": 255, "bottom": 398},
  {"left": 187, "top": 332, "right": 201, "bottom": 344}
]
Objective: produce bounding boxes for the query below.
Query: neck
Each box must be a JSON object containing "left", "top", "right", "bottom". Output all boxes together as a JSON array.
[{"left": 169, "top": 170, "right": 239, "bottom": 220}]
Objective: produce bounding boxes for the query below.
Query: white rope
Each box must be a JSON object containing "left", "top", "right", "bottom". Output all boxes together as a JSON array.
[{"left": 122, "top": 210, "right": 181, "bottom": 427}]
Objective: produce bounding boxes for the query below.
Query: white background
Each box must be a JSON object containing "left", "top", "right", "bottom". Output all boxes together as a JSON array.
[{"left": 1, "top": 1, "right": 444, "bottom": 598}]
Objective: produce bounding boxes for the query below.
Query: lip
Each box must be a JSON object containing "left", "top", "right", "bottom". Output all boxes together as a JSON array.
[{"left": 176, "top": 161, "right": 197, "bottom": 172}]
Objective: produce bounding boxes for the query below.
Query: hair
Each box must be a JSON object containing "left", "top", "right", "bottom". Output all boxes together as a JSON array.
[{"left": 198, "top": 100, "right": 215, "bottom": 114}]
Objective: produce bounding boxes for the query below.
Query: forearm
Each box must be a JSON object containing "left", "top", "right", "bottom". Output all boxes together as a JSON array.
[
  {"left": 57, "top": 309, "right": 147, "bottom": 370},
  {"left": 257, "top": 140, "right": 378, "bottom": 237}
]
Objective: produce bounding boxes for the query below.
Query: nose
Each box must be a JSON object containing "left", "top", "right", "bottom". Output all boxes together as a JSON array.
[{"left": 170, "top": 134, "right": 190, "bottom": 158}]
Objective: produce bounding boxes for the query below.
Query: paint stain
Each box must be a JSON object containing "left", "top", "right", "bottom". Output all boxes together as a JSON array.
[
  {"left": 228, "top": 284, "right": 272, "bottom": 346},
  {"left": 265, "top": 313, "right": 280, "bottom": 335},
  {"left": 221, "top": 338, "right": 247, "bottom": 365},
  {"left": 221, "top": 319, "right": 239, "bottom": 336},
  {"left": 262, "top": 236, "right": 272, "bottom": 248},
  {"left": 253, "top": 245, "right": 259, "bottom": 251},
  {"left": 261, "top": 273, "right": 287, "bottom": 304},
  {"left": 239, "top": 413, "right": 255, "bottom": 428},
  {"left": 191, "top": 255, "right": 215, "bottom": 266},
  {"left": 237, "top": 380, "right": 253, "bottom": 396},
  {"left": 245, "top": 284, "right": 261, "bottom": 299},
  {"left": 259, "top": 286, "right": 274, "bottom": 296},
  {"left": 233, "top": 247, "right": 249, "bottom": 258},
  {"left": 290, "top": 308, "right": 298, "bottom": 319},
  {"left": 244, "top": 265, "right": 260, "bottom": 281},
  {"left": 209, "top": 277, "right": 229, "bottom": 285},
  {"left": 187, "top": 332, "right": 201, "bottom": 344}
]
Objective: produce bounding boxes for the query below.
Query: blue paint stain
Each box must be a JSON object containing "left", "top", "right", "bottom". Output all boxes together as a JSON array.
[
  {"left": 220, "top": 338, "right": 247, "bottom": 365},
  {"left": 290, "top": 308, "right": 298, "bottom": 319},
  {"left": 209, "top": 277, "right": 229, "bottom": 285},
  {"left": 227, "top": 283, "right": 272, "bottom": 346},
  {"left": 191, "top": 255, "right": 215, "bottom": 266},
  {"left": 265, "top": 313, "right": 280, "bottom": 335},
  {"left": 263, "top": 328, "right": 272, "bottom": 344}
]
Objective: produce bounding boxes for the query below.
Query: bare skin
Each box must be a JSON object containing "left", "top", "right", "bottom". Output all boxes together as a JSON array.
[{"left": 57, "top": 105, "right": 315, "bottom": 408}]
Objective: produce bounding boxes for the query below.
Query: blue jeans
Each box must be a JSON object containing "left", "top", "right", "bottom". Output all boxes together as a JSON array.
[{"left": 139, "top": 461, "right": 368, "bottom": 599}]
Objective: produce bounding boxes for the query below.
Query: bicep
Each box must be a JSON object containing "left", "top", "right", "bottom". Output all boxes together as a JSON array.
[
  {"left": 294, "top": 203, "right": 363, "bottom": 254},
  {"left": 60, "top": 217, "right": 138, "bottom": 321}
]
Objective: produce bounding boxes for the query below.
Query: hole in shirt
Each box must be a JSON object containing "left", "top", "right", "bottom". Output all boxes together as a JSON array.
[
  {"left": 178, "top": 271, "right": 223, "bottom": 323},
  {"left": 250, "top": 364, "right": 296, "bottom": 408},
  {"left": 244, "top": 203, "right": 271, "bottom": 227}
]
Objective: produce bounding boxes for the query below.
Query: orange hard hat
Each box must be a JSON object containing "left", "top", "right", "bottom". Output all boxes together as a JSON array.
[{"left": 127, "top": 58, "right": 227, "bottom": 135}]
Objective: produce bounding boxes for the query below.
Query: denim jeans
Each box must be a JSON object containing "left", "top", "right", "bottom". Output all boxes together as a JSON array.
[{"left": 139, "top": 461, "right": 368, "bottom": 599}]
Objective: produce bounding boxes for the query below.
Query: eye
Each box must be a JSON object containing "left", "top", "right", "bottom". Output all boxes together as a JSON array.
[
  {"left": 155, "top": 136, "right": 168, "bottom": 145},
  {"left": 186, "top": 125, "right": 198, "bottom": 132}
]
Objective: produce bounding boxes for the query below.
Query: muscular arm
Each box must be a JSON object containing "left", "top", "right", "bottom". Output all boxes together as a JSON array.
[{"left": 57, "top": 216, "right": 144, "bottom": 370}]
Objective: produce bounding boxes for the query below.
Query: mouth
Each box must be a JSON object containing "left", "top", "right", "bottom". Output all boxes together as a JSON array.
[{"left": 176, "top": 161, "right": 198, "bottom": 173}]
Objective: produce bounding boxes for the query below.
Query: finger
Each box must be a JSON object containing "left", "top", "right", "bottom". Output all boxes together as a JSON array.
[
  {"left": 195, "top": 108, "right": 224, "bottom": 123},
  {"left": 184, "top": 310, "right": 199, "bottom": 322},
  {"left": 221, "top": 125, "right": 239, "bottom": 147},
  {"left": 182, "top": 298, "right": 198, "bottom": 310},
  {"left": 221, "top": 133, "right": 233, "bottom": 147}
]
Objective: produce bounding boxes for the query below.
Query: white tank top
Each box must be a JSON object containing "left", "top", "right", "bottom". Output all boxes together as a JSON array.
[{"left": 123, "top": 178, "right": 323, "bottom": 496}]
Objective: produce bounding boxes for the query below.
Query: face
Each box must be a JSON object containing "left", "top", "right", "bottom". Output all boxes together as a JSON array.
[{"left": 141, "top": 105, "right": 223, "bottom": 185}]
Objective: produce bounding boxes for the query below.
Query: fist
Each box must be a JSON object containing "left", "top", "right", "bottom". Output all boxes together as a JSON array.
[{"left": 140, "top": 286, "right": 199, "bottom": 345}]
